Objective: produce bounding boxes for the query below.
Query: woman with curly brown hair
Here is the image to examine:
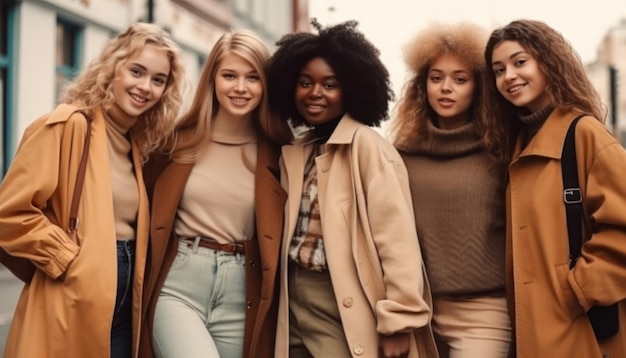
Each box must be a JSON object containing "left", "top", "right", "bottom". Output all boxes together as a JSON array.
[
  {"left": 267, "top": 19, "right": 437, "bottom": 358},
  {"left": 485, "top": 19, "right": 626, "bottom": 357},
  {"left": 0, "top": 22, "right": 185, "bottom": 358},
  {"left": 388, "top": 22, "right": 511, "bottom": 357}
]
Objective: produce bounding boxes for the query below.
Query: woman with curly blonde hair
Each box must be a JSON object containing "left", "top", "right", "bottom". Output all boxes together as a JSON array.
[
  {"left": 388, "top": 22, "right": 511, "bottom": 357},
  {"left": 0, "top": 22, "right": 185, "bottom": 358},
  {"left": 61, "top": 23, "right": 185, "bottom": 158},
  {"left": 485, "top": 19, "right": 626, "bottom": 357}
]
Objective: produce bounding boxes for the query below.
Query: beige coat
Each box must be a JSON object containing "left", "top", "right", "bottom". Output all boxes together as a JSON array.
[
  {"left": 506, "top": 109, "right": 626, "bottom": 357},
  {"left": 0, "top": 104, "right": 149, "bottom": 357},
  {"left": 276, "top": 116, "right": 437, "bottom": 358}
]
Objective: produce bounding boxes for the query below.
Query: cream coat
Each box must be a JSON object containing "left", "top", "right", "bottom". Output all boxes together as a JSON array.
[
  {"left": 276, "top": 116, "right": 437, "bottom": 358},
  {"left": 506, "top": 109, "right": 626, "bottom": 357},
  {"left": 0, "top": 104, "right": 150, "bottom": 357}
]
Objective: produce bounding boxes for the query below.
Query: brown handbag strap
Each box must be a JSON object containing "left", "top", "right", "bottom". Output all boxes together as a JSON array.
[{"left": 68, "top": 114, "right": 92, "bottom": 234}]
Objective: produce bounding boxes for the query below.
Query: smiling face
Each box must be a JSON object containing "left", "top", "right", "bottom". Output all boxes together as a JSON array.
[
  {"left": 109, "top": 45, "right": 170, "bottom": 130},
  {"left": 214, "top": 53, "right": 263, "bottom": 120},
  {"left": 491, "top": 40, "right": 551, "bottom": 112},
  {"left": 426, "top": 53, "right": 475, "bottom": 129},
  {"left": 294, "top": 57, "right": 345, "bottom": 127}
]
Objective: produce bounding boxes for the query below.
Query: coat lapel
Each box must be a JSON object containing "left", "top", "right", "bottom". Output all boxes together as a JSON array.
[
  {"left": 255, "top": 137, "right": 286, "bottom": 275},
  {"left": 516, "top": 109, "right": 578, "bottom": 160},
  {"left": 281, "top": 144, "right": 309, "bottom": 243},
  {"left": 143, "top": 160, "right": 193, "bottom": 307},
  {"left": 151, "top": 162, "right": 193, "bottom": 235},
  {"left": 247, "top": 135, "right": 287, "bottom": 354}
]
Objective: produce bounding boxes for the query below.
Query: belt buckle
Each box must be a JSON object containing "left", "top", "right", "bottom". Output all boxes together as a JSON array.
[{"left": 232, "top": 242, "right": 245, "bottom": 254}]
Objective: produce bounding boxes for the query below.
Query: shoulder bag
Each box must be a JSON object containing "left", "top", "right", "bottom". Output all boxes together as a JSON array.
[
  {"left": 562, "top": 114, "right": 619, "bottom": 340},
  {"left": 0, "top": 113, "right": 92, "bottom": 283}
]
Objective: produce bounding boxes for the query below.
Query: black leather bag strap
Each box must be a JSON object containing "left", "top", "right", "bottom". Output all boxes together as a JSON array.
[
  {"left": 68, "top": 113, "right": 92, "bottom": 234},
  {"left": 561, "top": 115, "right": 585, "bottom": 269},
  {"left": 561, "top": 114, "right": 620, "bottom": 340}
]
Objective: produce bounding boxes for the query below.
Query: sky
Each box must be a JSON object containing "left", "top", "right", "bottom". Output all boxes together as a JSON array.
[{"left": 309, "top": 0, "right": 626, "bottom": 99}]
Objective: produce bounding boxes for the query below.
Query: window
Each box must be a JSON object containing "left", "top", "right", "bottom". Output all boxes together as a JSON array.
[
  {"left": 55, "top": 20, "right": 82, "bottom": 101},
  {"left": 0, "top": 4, "right": 10, "bottom": 175}
]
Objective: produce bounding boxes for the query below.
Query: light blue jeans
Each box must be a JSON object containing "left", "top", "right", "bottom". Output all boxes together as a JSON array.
[{"left": 152, "top": 238, "right": 246, "bottom": 358}]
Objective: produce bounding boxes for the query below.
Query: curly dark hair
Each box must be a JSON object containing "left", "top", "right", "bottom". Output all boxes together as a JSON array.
[
  {"left": 484, "top": 19, "right": 606, "bottom": 166},
  {"left": 267, "top": 18, "right": 394, "bottom": 128}
]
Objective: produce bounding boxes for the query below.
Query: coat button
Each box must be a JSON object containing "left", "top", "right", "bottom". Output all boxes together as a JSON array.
[
  {"left": 343, "top": 297, "right": 353, "bottom": 307},
  {"left": 246, "top": 301, "right": 252, "bottom": 309},
  {"left": 249, "top": 260, "right": 256, "bottom": 268},
  {"left": 353, "top": 344, "right": 364, "bottom": 355},
  {"left": 603, "top": 354, "right": 610, "bottom": 358}
]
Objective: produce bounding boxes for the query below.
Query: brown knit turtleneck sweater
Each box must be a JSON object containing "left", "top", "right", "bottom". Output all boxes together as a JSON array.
[
  {"left": 518, "top": 105, "right": 555, "bottom": 147},
  {"left": 399, "top": 119, "right": 506, "bottom": 296}
]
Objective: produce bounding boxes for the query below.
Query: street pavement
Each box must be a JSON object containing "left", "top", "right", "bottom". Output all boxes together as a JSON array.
[{"left": 0, "top": 267, "right": 24, "bottom": 354}]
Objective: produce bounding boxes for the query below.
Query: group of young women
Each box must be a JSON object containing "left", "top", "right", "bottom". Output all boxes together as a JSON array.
[{"left": 0, "top": 14, "right": 624, "bottom": 358}]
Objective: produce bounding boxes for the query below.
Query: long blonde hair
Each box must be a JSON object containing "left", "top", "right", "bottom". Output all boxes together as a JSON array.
[
  {"left": 171, "top": 29, "right": 293, "bottom": 164},
  {"left": 60, "top": 22, "right": 185, "bottom": 159}
]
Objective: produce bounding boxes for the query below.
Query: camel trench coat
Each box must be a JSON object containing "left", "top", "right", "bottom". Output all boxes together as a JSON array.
[
  {"left": 0, "top": 103, "right": 150, "bottom": 357},
  {"left": 276, "top": 115, "right": 437, "bottom": 358},
  {"left": 506, "top": 109, "right": 626, "bottom": 357},
  {"left": 138, "top": 130, "right": 286, "bottom": 358}
]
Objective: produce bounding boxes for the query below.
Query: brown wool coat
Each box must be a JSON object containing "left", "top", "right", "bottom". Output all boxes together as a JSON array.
[
  {"left": 0, "top": 104, "right": 150, "bottom": 358},
  {"left": 506, "top": 109, "right": 626, "bottom": 357},
  {"left": 138, "top": 130, "right": 285, "bottom": 358}
]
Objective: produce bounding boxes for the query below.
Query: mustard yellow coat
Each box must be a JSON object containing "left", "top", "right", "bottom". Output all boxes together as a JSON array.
[
  {"left": 506, "top": 109, "right": 626, "bottom": 357},
  {"left": 0, "top": 104, "right": 150, "bottom": 357}
]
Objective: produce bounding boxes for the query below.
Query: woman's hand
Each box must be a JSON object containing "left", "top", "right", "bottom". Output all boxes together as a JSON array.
[{"left": 378, "top": 332, "right": 410, "bottom": 358}]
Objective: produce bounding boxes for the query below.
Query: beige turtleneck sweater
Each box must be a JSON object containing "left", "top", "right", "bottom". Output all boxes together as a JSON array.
[
  {"left": 174, "top": 133, "right": 257, "bottom": 244},
  {"left": 399, "top": 119, "right": 506, "bottom": 296},
  {"left": 104, "top": 115, "right": 139, "bottom": 240}
]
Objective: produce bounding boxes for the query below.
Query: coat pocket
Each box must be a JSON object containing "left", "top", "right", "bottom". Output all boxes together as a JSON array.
[{"left": 555, "top": 262, "right": 586, "bottom": 319}]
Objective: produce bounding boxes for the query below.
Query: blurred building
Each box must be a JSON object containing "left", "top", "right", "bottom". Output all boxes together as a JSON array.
[
  {"left": 586, "top": 18, "right": 626, "bottom": 143},
  {"left": 0, "top": 0, "right": 309, "bottom": 175}
]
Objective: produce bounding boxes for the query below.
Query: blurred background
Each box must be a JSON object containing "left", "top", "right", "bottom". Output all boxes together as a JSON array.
[{"left": 0, "top": 0, "right": 625, "bottom": 352}]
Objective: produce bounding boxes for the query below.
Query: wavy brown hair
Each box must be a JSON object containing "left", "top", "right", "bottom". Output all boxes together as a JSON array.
[
  {"left": 60, "top": 22, "right": 186, "bottom": 160},
  {"left": 169, "top": 29, "right": 293, "bottom": 164},
  {"left": 388, "top": 22, "right": 502, "bottom": 161},
  {"left": 484, "top": 19, "right": 606, "bottom": 166}
]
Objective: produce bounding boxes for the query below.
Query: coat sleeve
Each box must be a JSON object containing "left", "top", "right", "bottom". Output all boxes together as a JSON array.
[
  {"left": 362, "top": 147, "right": 431, "bottom": 335},
  {"left": 568, "top": 132, "right": 626, "bottom": 309},
  {"left": 0, "top": 117, "right": 80, "bottom": 279}
]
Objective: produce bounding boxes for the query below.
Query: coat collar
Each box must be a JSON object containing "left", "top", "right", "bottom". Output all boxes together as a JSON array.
[
  {"left": 515, "top": 108, "right": 584, "bottom": 160},
  {"left": 292, "top": 114, "right": 362, "bottom": 147},
  {"left": 44, "top": 103, "right": 85, "bottom": 125},
  {"left": 281, "top": 114, "right": 363, "bottom": 194},
  {"left": 327, "top": 114, "right": 361, "bottom": 145}
]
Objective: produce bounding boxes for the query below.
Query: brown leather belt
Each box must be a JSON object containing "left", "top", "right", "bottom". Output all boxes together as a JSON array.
[{"left": 182, "top": 237, "right": 245, "bottom": 254}]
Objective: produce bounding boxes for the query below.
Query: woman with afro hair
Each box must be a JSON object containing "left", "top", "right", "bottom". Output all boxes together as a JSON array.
[
  {"left": 388, "top": 22, "right": 512, "bottom": 357},
  {"left": 267, "top": 19, "right": 437, "bottom": 358}
]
